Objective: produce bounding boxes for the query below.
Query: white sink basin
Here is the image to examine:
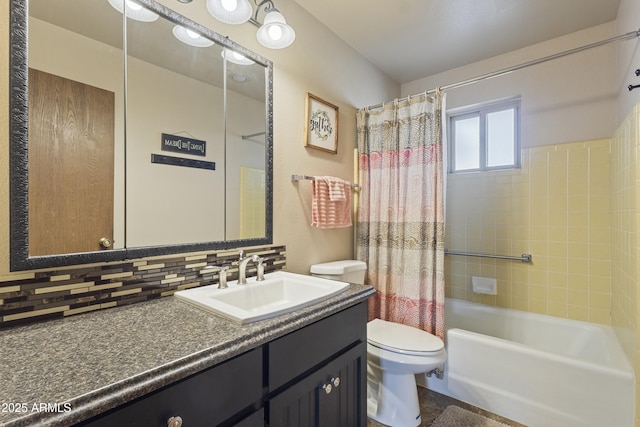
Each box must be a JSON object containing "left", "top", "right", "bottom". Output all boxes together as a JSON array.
[{"left": 174, "top": 271, "right": 350, "bottom": 324}]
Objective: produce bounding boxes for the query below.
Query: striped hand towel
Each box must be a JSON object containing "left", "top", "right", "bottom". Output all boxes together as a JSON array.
[{"left": 311, "top": 177, "right": 352, "bottom": 228}]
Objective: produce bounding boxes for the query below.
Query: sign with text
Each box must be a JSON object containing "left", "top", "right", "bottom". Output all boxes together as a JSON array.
[{"left": 161, "top": 133, "right": 206, "bottom": 157}]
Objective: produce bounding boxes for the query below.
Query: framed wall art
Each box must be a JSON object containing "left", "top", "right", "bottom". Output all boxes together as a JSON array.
[{"left": 305, "top": 93, "right": 339, "bottom": 154}]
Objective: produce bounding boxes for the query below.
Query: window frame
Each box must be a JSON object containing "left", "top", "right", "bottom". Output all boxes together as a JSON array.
[{"left": 448, "top": 97, "right": 521, "bottom": 173}]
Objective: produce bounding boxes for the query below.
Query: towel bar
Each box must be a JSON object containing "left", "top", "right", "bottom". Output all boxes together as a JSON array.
[{"left": 291, "top": 174, "right": 359, "bottom": 189}]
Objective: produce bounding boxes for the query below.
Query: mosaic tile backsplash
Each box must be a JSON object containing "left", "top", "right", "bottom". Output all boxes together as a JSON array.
[{"left": 0, "top": 245, "right": 286, "bottom": 328}]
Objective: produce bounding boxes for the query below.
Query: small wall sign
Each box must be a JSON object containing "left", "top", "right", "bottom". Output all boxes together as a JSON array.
[
  {"left": 304, "top": 93, "right": 339, "bottom": 154},
  {"left": 161, "top": 133, "right": 206, "bottom": 157}
]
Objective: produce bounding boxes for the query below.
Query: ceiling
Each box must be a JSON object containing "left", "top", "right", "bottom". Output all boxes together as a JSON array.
[{"left": 293, "top": 0, "right": 622, "bottom": 84}]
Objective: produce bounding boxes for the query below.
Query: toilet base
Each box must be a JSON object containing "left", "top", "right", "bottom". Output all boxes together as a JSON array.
[{"left": 367, "top": 369, "right": 421, "bottom": 427}]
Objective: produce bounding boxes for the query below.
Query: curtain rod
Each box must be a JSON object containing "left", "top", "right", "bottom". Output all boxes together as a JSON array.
[{"left": 363, "top": 28, "right": 640, "bottom": 111}]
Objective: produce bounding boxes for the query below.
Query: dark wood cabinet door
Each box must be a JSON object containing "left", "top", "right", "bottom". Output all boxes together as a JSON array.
[
  {"left": 268, "top": 342, "right": 366, "bottom": 427},
  {"left": 80, "top": 348, "right": 263, "bottom": 427}
]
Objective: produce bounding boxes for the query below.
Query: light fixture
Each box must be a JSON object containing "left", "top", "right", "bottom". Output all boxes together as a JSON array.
[
  {"left": 173, "top": 25, "right": 215, "bottom": 47},
  {"left": 254, "top": 6, "right": 295, "bottom": 49},
  {"left": 108, "top": 0, "right": 159, "bottom": 22},
  {"left": 200, "top": 0, "right": 295, "bottom": 49},
  {"left": 231, "top": 74, "right": 250, "bottom": 83},
  {"left": 205, "top": 0, "right": 252, "bottom": 24},
  {"left": 221, "top": 48, "right": 255, "bottom": 65}
]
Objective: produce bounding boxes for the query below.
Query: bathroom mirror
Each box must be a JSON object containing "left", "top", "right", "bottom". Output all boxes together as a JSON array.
[{"left": 9, "top": 0, "right": 273, "bottom": 271}]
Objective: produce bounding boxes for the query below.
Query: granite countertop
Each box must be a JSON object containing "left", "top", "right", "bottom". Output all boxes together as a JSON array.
[{"left": 0, "top": 282, "right": 375, "bottom": 427}]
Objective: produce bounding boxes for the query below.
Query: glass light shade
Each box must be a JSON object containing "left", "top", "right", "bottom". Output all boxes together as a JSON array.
[
  {"left": 205, "top": 0, "right": 252, "bottom": 24},
  {"left": 221, "top": 48, "right": 255, "bottom": 65},
  {"left": 256, "top": 9, "right": 295, "bottom": 49},
  {"left": 107, "top": 0, "right": 159, "bottom": 22},
  {"left": 231, "top": 73, "right": 250, "bottom": 83},
  {"left": 172, "top": 25, "right": 215, "bottom": 47}
]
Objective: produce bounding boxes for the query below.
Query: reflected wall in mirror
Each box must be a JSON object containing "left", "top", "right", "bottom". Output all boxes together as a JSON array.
[
  {"left": 9, "top": 0, "right": 273, "bottom": 271},
  {"left": 125, "top": 9, "right": 226, "bottom": 247},
  {"left": 225, "top": 57, "right": 267, "bottom": 241}
]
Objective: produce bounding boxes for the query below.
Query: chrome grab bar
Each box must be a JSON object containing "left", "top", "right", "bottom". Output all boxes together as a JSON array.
[{"left": 444, "top": 250, "right": 532, "bottom": 263}]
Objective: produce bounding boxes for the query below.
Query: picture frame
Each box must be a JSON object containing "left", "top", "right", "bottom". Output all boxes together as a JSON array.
[{"left": 304, "top": 92, "right": 339, "bottom": 154}]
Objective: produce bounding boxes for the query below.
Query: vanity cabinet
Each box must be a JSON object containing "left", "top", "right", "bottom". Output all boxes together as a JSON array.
[
  {"left": 267, "top": 302, "right": 367, "bottom": 427},
  {"left": 268, "top": 343, "right": 366, "bottom": 426},
  {"left": 80, "top": 348, "right": 263, "bottom": 427},
  {"left": 77, "top": 302, "right": 367, "bottom": 427}
]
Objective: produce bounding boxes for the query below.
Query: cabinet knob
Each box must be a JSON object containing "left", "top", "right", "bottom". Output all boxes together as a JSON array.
[
  {"left": 167, "top": 416, "right": 183, "bottom": 427},
  {"left": 332, "top": 377, "right": 340, "bottom": 388},
  {"left": 99, "top": 237, "right": 113, "bottom": 249},
  {"left": 323, "top": 383, "right": 332, "bottom": 394}
]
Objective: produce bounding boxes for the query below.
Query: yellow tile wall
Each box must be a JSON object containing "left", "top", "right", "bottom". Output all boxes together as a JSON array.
[
  {"left": 609, "top": 105, "right": 640, "bottom": 426},
  {"left": 445, "top": 139, "right": 612, "bottom": 324},
  {"left": 239, "top": 166, "right": 266, "bottom": 239}
]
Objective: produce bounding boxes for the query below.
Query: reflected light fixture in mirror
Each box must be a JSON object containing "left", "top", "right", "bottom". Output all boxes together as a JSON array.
[
  {"left": 108, "top": 0, "right": 159, "bottom": 22},
  {"left": 221, "top": 48, "right": 255, "bottom": 65},
  {"left": 201, "top": 0, "right": 295, "bottom": 49},
  {"left": 231, "top": 73, "right": 250, "bottom": 83},
  {"left": 173, "top": 25, "right": 215, "bottom": 47}
]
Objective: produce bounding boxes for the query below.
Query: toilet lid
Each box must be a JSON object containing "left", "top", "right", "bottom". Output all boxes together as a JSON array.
[{"left": 367, "top": 318, "right": 444, "bottom": 355}]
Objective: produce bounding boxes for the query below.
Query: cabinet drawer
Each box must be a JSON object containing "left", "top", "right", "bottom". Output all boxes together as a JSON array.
[
  {"left": 80, "top": 347, "right": 263, "bottom": 427},
  {"left": 268, "top": 302, "right": 366, "bottom": 391}
]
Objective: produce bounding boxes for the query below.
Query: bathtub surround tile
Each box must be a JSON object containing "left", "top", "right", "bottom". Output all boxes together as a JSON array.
[
  {"left": 0, "top": 245, "right": 287, "bottom": 327},
  {"left": 445, "top": 138, "right": 612, "bottom": 324}
]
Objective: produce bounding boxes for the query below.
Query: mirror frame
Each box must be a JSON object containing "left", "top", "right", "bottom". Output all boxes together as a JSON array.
[{"left": 9, "top": 0, "right": 273, "bottom": 271}]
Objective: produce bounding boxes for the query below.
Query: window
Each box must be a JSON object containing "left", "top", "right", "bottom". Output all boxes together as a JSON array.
[{"left": 449, "top": 98, "right": 520, "bottom": 173}]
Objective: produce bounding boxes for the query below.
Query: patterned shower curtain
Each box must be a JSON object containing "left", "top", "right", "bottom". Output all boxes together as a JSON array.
[{"left": 356, "top": 92, "right": 445, "bottom": 339}]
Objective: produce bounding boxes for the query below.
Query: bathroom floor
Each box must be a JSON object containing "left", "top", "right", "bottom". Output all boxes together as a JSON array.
[{"left": 366, "top": 387, "right": 526, "bottom": 427}]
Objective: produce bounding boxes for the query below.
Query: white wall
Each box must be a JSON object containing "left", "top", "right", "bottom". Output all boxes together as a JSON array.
[
  {"left": 616, "top": 0, "right": 640, "bottom": 121},
  {"left": 401, "top": 22, "right": 619, "bottom": 148}
]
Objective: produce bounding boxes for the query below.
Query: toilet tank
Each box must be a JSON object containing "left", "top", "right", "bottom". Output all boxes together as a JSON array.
[{"left": 310, "top": 260, "right": 367, "bottom": 285}]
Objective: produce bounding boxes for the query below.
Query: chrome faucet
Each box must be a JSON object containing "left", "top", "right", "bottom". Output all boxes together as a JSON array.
[{"left": 238, "top": 254, "right": 260, "bottom": 284}]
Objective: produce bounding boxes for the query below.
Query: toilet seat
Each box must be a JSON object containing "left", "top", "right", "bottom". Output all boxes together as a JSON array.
[{"left": 367, "top": 318, "right": 444, "bottom": 356}]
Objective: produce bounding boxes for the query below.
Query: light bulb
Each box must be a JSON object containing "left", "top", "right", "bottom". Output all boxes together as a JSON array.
[
  {"left": 186, "top": 29, "right": 199, "bottom": 39},
  {"left": 268, "top": 25, "right": 283, "bottom": 41},
  {"left": 125, "top": 0, "right": 142, "bottom": 11},
  {"left": 221, "top": 0, "right": 238, "bottom": 12},
  {"left": 232, "top": 52, "right": 246, "bottom": 61}
]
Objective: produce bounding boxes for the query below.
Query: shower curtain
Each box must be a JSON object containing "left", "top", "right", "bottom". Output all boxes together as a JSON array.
[{"left": 356, "top": 92, "right": 445, "bottom": 340}]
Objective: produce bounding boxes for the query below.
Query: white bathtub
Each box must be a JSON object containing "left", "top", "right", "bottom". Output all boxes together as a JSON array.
[{"left": 422, "top": 298, "right": 635, "bottom": 427}]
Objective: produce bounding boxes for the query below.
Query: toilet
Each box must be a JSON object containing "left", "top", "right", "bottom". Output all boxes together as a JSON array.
[{"left": 310, "top": 260, "right": 447, "bottom": 427}]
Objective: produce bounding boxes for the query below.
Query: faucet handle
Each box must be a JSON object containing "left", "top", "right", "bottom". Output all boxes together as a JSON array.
[
  {"left": 238, "top": 249, "right": 245, "bottom": 261},
  {"left": 217, "top": 265, "right": 229, "bottom": 289},
  {"left": 202, "top": 265, "right": 229, "bottom": 289},
  {"left": 256, "top": 257, "right": 265, "bottom": 281}
]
